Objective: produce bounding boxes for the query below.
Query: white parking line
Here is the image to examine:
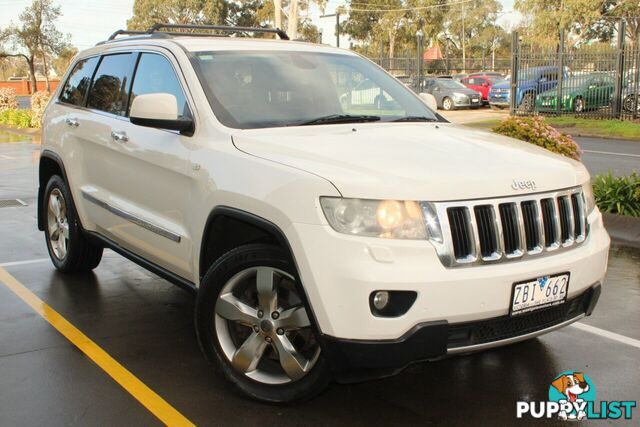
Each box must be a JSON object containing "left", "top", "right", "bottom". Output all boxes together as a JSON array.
[
  {"left": 0, "top": 258, "right": 50, "bottom": 267},
  {"left": 0, "top": 154, "right": 14, "bottom": 160},
  {"left": 582, "top": 149, "right": 640, "bottom": 158},
  {"left": 571, "top": 322, "right": 640, "bottom": 349}
]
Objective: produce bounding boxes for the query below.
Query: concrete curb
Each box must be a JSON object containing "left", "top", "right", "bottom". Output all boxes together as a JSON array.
[{"left": 602, "top": 213, "right": 640, "bottom": 249}]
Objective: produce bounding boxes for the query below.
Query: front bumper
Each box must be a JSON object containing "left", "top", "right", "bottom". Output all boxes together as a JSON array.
[
  {"left": 322, "top": 284, "right": 600, "bottom": 382},
  {"left": 285, "top": 210, "right": 609, "bottom": 378},
  {"left": 453, "top": 96, "right": 482, "bottom": 107}
]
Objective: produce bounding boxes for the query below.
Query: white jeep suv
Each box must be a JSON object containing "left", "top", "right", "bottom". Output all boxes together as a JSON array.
[{"left": 38, "top": 24, "right": 609, "bottom": 403}]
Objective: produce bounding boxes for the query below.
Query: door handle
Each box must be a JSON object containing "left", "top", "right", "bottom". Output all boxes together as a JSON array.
[
  {"left": 65, "top": 118, "right": 79, "bottom": 127},
  {"left": 110, "top": 131, "right": 129, "bottom": 143}
]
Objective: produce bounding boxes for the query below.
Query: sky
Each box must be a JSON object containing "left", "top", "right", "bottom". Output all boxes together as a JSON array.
[{"left": 0, "top": 0, "right": 521, "bottom": 50}]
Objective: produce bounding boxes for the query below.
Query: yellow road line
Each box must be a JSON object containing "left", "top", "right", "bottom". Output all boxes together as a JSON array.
[{"left": 0, "top": 266, "right": 195, "bottom": 427}]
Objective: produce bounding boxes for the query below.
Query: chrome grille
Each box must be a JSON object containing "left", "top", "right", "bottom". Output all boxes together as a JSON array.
[{"left": 426, "top": 187, "right": 588, "bottom": 267}]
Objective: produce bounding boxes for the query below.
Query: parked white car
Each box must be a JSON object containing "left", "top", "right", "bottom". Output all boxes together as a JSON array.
[{"left": 39, "top": 24, "right": 609, "bottom": 403}]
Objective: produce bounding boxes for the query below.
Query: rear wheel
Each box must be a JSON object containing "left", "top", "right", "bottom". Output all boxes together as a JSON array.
[
  {"left": 574, "top": 97, "right": 585, "bottom": 113},
  {"left": 442, "top": 97, "right": 454, "bottom": 110},
  {"left": 195, "top": 244, "right": 331, "bottom": 403},
  {"left": 44, "top": 175, "right": 103, "bottom": 273}
]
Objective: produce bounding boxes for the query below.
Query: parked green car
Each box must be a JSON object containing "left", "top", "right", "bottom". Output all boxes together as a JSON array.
[{"left": 536, "top": 74, "right": 615, "bottom": 112}]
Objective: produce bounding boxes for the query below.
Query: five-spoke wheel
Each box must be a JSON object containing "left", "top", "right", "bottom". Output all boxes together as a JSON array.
[{"left": 196, "top": 244, "right": 331, "bottom": 402}]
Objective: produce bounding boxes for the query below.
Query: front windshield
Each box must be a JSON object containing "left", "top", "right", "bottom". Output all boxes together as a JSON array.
[
  {"left": 192, "top": 51, "right": 438, "bottom": 129},
  {"left": 437, "top": 80, "right": 466, "bottom": 89}
]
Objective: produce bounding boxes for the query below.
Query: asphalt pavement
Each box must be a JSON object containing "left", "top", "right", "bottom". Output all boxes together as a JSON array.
[
  {"left": 0, "top": 131, "right": 638, "bottom": 426},
  {"left": 575, "top": 136, "right": 640, "bottom": 176}
]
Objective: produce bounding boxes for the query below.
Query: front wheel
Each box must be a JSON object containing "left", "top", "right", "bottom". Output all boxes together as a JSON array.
[
  {"left": 442, "top": 97, "right": 454, "bottom": 110},
  {"left": 44, "top": 175, "right": 103, "bottom": 273},
  {"left": 195, "top": 244, "right": 331, "bottom": 403},
  {"left": 574, "top": 97, "right": 585, "bottom": 113}
]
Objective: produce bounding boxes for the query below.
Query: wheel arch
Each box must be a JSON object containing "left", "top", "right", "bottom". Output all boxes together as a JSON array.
[
  {"left": 38, "top": 150, "right": 71, "bottom": 231},
  {"left": 199, "top": 206, "right": 292, "bottom": 282},
  {"left": 198, "top": 206, "right": 325, "bottom": 336}
]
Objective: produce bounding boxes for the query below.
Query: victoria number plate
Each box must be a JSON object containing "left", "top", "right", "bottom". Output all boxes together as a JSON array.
[{"left": 510, "top": 273, "right": 569, "bottom": 316}]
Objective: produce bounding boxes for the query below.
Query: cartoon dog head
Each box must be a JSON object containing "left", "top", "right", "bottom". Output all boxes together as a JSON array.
[{"left": 552, "top": 372, "right": 590, "bottom": 402}]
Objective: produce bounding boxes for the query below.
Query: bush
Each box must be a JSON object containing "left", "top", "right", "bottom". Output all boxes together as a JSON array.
[
  {"left": 30, "top": 91, "right": 51, "bottom": 128},
  {"left": 0, "top": 88, "right": 19, "bottom": 112},
  {"left": 0, "top": 109, "right": 33, "bottom": 128},
  {"left": 592, "top": 172, "right": 640, "bottom": 217},
  {"left": 492, "top": 116, "right": 581, "bottom": 160}
]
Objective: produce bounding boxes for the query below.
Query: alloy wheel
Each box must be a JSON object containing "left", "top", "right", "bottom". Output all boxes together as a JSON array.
[
  {"left": 47, "top": 188, "right": 69, "bottom": 260},
  {"left": 214, "top": 266, "right": 320, "bottom": 385},
  {"left": 575, "top": 98, "right": 584, "bottom": 113},
  {"left": 443, "top": 97, "right": 453, "bottom": 110}
]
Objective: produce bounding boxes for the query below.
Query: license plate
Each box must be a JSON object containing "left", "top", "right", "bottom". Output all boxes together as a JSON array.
[
  {"left": 472, "top": 98, "right": 479, "bottom": 103},
  {"left": 494, "top": 93, "right": 503, "bottom": 98},
  {"left": 510, "top": 273, "right": 569, "bottom": 316}
]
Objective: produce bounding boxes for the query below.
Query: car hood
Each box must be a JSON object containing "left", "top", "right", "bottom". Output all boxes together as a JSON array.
[
  {"left": 491, "top": 81, "right": 511, "bottom": 90},
  {"left": 444, "top": 87, "right": 480, "bottom": 96},
  {"left": 232, "top": 123, "right": 588, "bottom": 201}
]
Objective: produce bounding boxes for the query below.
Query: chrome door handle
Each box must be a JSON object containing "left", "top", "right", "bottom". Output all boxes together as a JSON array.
[
  {"left": 65, "top": 118, "right": 79, "bottom": 127},
  {"left": 110, "top": 131, "right": 129, "bottom": 143}
]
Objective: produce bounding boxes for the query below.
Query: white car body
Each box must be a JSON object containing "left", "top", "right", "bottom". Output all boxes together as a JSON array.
[{"left": 39, "top": 31, "right": 609, "bottom": 399}]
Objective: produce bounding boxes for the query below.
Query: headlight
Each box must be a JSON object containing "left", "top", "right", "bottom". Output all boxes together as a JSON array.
[
  {"left": 320, "top": 197, "right": 429, "bottom": 239},
  {"left": 582, "top": 182, "right": 596, "bottom": 215}
]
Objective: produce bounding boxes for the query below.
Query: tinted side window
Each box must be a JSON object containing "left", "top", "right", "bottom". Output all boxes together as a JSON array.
[
  {"left": 129, "top": 53, "right": 188, "bottom": 118},
  {"left": 87, "top": 53, "right": 136, "bottom": 116},
  {"left": 59, "top": 57, "right": 99, "bottom": 106}
]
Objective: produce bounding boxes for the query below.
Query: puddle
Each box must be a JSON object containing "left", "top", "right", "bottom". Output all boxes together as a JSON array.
[{"left": 0, "top": 130, "right": 41, "bottom": 144}]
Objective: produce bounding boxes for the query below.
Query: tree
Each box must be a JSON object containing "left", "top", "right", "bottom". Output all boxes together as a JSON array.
[
  {"left": 127, "top": 0, "right": 231, "bottom": 29},
  {"left": 52, "top": 45, "right": 78, "bottom": 76},
  {"left": 4, "top": 0, "right": 70, "bottom": 93},
  {"left": 514, "top": 0, "right": 604, "bottom": 48}
]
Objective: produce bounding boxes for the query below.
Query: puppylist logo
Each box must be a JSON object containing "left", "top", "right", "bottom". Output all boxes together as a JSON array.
[{"left": 516, "top": 371, "right": 636, "bottom": 421}]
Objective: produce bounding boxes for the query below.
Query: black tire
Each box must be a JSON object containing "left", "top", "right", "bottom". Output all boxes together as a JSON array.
[
  {"left": 442, "top": 96, "right": 454, "bottom": 110},
  {"left": 43, "top": 175, "right": 103, "bottom": 273},
  {"left": 195, "top": 244, "right": 332, "bottom": 403}
]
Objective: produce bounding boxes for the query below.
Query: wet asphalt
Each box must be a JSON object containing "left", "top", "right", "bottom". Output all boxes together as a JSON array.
[{"left": 0, "top": 131, "right": 638, "bottom": 426}]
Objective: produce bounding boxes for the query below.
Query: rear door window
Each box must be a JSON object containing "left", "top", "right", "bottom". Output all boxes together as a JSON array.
[
  {"left": 87, "top": 53, "right": 136, "bottom": 116},
  {"left": 59, "top": 57, "right": 100, "bottom": 106},
  {"left": 129, "top": 53, "right": 189, "bottom": 118}
]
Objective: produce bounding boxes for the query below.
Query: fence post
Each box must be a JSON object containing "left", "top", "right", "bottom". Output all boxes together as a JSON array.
[
  {"left": 509, "top": 31, "right": 519, "bottom": 115},
  {"left": 416, "top": 30, "right": 424, "bottom": 92},
  {"left": 632, "top": 46, "right": 640, "bottom": 119},
  {"left": 612, "top": 20, "right": 626, "bottom": 119},
  {"left": 556, "top": 30, "right": 565, "bottom": 116}
]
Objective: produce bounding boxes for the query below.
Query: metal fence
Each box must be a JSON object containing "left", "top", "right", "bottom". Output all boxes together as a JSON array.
[
  {"left": 510, "top": 23, "right": 639, "bottom": 120},
  {"left": 369, "top": 56, "right": 511, "bottom": 91}
]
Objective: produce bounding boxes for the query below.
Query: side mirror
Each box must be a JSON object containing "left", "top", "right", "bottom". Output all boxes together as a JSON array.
[
  {"left": 419, "top": 93, "right": 438, "bottom": 111},
  {"left": 130, "top": 93, "right": 193, "bottom": 134}
]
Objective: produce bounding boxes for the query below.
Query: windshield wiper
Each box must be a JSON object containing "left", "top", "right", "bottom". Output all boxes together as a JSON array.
[
  {"left": 292, "top": 114, "right": 381, "bottom": 126},
  {"left": 391, "top": 116, "right": 438, "bottom": 122}
]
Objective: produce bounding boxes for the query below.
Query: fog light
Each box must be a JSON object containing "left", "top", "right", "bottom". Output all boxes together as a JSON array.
[{"left": 373, "top": 291, "right": 390, "bottom": 310}]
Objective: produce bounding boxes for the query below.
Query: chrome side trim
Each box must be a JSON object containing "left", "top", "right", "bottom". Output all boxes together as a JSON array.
[
  {"left": 446, "top": 314, "right": 585, "bottom": 355},
  {"left": 82, "top": 191, "right": 181, "bottom": 243}
]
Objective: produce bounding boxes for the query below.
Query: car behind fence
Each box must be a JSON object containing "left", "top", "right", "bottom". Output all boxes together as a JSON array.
[
  {"left": 369, "top": 21, "right": 639, "bottom": 121},
  {"left": 510, "top": 24, "right": 639, "bottom": 120}
]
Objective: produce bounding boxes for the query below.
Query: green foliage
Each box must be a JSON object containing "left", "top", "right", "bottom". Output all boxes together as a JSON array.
[
  {"left": 492, "top": 116, "right": 581, "bottom": 160},
  {"left": 0, "top": 109, "right": 33, "bottom": 128},
  {"left": 592, "top": 173, "right": 640, "bottom": 217}
]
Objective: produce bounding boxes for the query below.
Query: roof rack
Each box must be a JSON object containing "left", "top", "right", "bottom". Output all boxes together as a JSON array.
[{"left": 106, "top": 23, "right": 289, "bottom": 42}]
